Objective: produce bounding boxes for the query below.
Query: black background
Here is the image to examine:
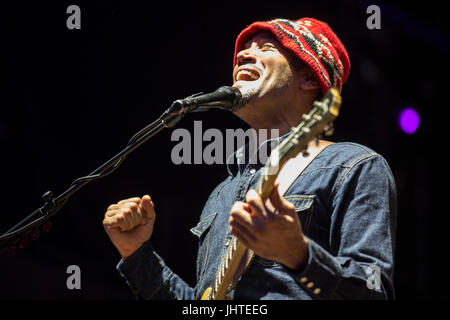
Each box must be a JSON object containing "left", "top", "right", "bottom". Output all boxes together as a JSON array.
[{"left": 1, "top": 0, "right": 449, "bottom": 300}]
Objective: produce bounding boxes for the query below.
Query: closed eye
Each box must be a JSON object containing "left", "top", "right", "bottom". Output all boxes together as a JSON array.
[{"left": 262, "top": 43, "right": 277, "bottom": 50}]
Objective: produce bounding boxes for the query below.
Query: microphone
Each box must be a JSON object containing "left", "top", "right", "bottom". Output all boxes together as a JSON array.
[{"left": 170, "top": 86, "right": 243, "bottom": 114}]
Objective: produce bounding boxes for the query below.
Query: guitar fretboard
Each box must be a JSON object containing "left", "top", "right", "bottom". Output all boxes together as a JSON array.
[{"left": 211, "top": 236, "right": 238, "bottom": 298}]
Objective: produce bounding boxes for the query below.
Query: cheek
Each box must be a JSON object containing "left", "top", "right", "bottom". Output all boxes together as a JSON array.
[
  {"left": 265, "top": 64, "right": 295, "bottom": 88},
  {"left": 262, "top": 54, "right": 295, "bottom": 81}
]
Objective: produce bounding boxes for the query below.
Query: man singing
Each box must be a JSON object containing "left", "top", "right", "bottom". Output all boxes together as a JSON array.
[{"left": 103, "top": 17, "right": 397, "bottom": 299}]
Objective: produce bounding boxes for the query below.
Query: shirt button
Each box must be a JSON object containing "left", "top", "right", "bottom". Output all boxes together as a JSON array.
[
  {"left": 313, "top": 288, "right": 321, "bottom": 295},
  {"left": 299, "top": 277, "right": 308, "bottom": 283},
  {"left": 307, "top": 282, "right": 315, "bottom": 289},
  {"left": 249, "top": 168, "right": 256, "bottom": 174},
  {"left": 225, "top": 238, "right": 231, "bottom": 247}
]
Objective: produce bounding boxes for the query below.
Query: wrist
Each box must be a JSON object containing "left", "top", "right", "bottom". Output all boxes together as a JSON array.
[
  {"left": 284, "top": 235, "right": 309, "bottom": 271},
  {"left": 118, "top": 242, "right": 145, "bottom": 260}
]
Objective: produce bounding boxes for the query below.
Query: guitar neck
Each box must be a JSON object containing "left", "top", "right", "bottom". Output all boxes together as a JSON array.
[
  {"left": 209, "top": 236, "right": 246, "bottom": 299},
  {"left": 208, "top": 179, "right": 272, "bottom": 300}
]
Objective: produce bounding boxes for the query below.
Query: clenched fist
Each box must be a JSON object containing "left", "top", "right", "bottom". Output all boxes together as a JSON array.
[{"left": 103, "top": 195, "right": 156, "bottom": 259}]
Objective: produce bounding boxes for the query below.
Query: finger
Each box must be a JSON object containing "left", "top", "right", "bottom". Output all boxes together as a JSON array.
[
  {"left": 106, "top": 199, "right": 138, "bottom": 216},
  {"left": 107, "top": 206, "right": 139, "bottom": 231},
  {"left": 105, "top": 209, "right": 121, "bottom": 217},
  {"left": 126, "top": 204, "right": 141, "bottom": 228},
  {"left": 103, "top": 216, "right": 115, "bottom": 228},
  {"left": 269, "top": 182, "right": 295, "bottom": 215},
  {"left": 230, "top": 201, "right": 254, "bottom": 221},
  {"left": 103, "top": 214, "right": 126, "bottom": 230},
  {"left": 118, "top": 209, "right": 133, "bottom": 231},
  {"left": 103, "top": 219, "right": 120, "bottom": 230},
  {"left": 140, "top": 195, "right": 155, "bottom": 220},
  {"left": 245, "top": 189, "right": 266, "bottom": 218},
  {"left": 107, "top": 204, "right": 119, "bottom": 211},
  {"left": 229, "top": 222, "right": 256, "bottom": 248},
  {"left": 230, "top": 201, "right": 247, "bottom": 214},
  {"left": 126, "top": 201, "right": 151, "bottom": 229},
  {"left": 234, "top": 201, "right": 253, "bottom": 213},
  {"left": 117, "top": 197, "right": 141, "bottom": 205},
  {"left": 229, "top": 207, "right": 259, "bottom": 235}
]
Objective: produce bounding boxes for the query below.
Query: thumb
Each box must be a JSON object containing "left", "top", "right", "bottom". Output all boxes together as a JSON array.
[
  {"left": 140, "top": 195, "right": 155, "bottom": 219},
  {"left": 269, "top": 182, "right": 295, "bottom": 215}
]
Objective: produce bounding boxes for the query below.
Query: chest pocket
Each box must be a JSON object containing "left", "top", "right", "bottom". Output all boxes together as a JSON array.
[
  {"left": 284, "top": 194, "right": 315, "bottom": 235},
  {"left": 190, "top": 213, "right": 217, "bottom": 237},
  {"left": 190, "top": 212, "right": 217, "bottom": 280}
]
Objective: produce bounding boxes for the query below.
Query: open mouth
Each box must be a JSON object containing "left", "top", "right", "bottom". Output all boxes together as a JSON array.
[{"left": 235, "top": 68, "right": 261, "bottom": 81}]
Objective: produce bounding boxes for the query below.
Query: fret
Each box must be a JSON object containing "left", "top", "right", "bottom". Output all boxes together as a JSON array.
[{"left": 214, "top": 277, "right": 219, "bottom": 293}]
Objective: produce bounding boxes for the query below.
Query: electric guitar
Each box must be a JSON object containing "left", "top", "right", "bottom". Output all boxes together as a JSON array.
[{"left": 200, "top": 88, "right": 342, "bottom": 300}]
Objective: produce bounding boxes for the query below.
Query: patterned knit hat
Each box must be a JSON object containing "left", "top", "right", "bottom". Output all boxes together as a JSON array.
[{"left": 233, "top": 18, "right": 350, "bottom": 95}]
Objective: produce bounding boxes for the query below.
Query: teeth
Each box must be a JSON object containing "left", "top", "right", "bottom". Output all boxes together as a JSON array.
[{"left": 236, "top": 69, "right": 259, "bottom": 81}]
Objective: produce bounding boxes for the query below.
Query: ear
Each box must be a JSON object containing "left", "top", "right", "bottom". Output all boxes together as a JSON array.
[{"left": 298, "top": 67, "right": 320, "bottom": 91}]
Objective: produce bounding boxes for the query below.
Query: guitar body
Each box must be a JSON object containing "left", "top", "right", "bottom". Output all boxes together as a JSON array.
[{"left": 201, "top": 287, "right": 212, "bottom": 300}]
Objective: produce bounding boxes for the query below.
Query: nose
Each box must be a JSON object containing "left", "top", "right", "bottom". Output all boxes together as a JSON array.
[{"left": 236, "top": 43, "right": 258, "bottom": 66}]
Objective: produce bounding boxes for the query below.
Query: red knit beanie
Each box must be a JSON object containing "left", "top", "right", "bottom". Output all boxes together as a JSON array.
[{"left": 233, "top": 18, "right": 351, "bottom": 95}]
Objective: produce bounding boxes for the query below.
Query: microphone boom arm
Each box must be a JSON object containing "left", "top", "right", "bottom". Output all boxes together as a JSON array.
[{"left": 0, "top": 103, "right": 186, "bottom": 255}]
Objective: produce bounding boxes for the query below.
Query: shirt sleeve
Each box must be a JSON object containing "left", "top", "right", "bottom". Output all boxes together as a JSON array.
[
  {"left": 116, "top": 240, "right": 196, "bottom": 300},
  {"left": 286, "top": 154, "right": 397, "bottom": 299}
]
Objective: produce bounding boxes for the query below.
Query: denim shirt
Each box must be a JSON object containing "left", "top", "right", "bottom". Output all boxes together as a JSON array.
[{"left": 116, "top": 138, "right": 397, "bottom": 300}]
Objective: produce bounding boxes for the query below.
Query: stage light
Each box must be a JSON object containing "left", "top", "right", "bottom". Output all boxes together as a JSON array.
[{"left": 398, "top": 108, "right": 420, "bottom": 134}]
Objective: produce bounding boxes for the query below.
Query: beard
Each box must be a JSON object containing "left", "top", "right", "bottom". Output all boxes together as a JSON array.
[
  {"left": 231, "top": 74, "right": 267, "bottom": 112},
  {"left": 230, "top": 86, "right": 258, "bottom": 112}
]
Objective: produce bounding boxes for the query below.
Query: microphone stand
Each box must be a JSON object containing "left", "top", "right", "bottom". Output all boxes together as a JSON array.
[{"left": 0, "top": 96, "right": 203, "bottom": 255}]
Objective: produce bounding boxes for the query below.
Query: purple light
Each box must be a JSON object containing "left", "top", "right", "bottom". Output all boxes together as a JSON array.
[{"left": 399, "top": 108, "right": 420, "bottom": 134}]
